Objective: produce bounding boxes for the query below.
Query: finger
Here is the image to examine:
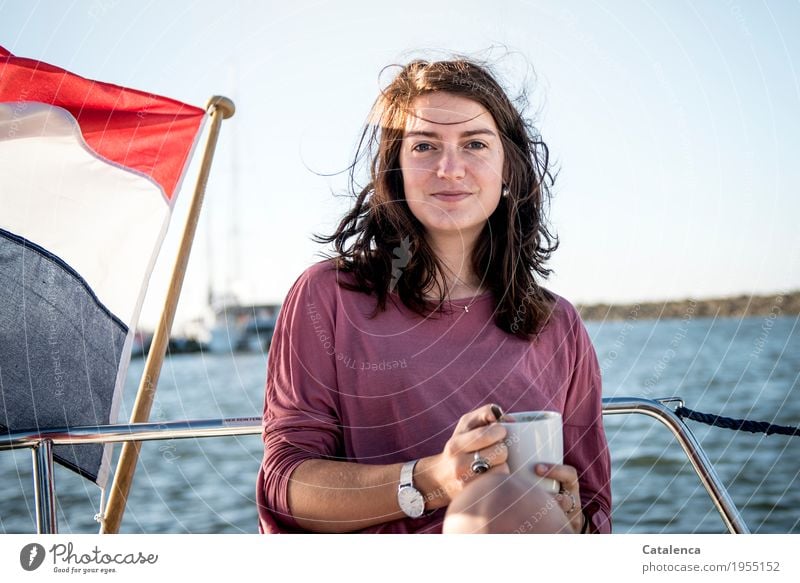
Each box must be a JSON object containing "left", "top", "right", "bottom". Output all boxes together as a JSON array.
[
  {"left": 534, "top": 463, "right": 579, "bottom": 489},
  {"left": 554, "top": 490, "right": 581, "bottom": 515},
  {"left": 486, "top": 462, "right": 510, "bottom": 477},
  {"left": 461, "top": 434, "right": 510, "bottom": 481},
  {"left": 472, "top": 440, "right": 509, "bottom": 469},
  {"left": 555, "top": 491, "right": 582, "bottom": 532},
  {"left": 455, "top": 403, "right": 504, "bottom": 433},
  {"left": 450, "top": 423, "right": 507, "bottom": 456},
  {"left": 490, "top": 404, "right": 505, "bottom": 421}
]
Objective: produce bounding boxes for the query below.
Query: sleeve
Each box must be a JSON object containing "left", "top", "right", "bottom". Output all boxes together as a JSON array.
[
  {"left": 256, "top": 263, "right": 343, "bottom": 533},
  {"left": 561, "top": 307, "right": 613, "bottom": 534}
]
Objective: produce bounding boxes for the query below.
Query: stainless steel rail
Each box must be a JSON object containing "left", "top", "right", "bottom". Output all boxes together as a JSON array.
[
  {"left": 0, "top": 418, "right": 262, "bottom": 534},
  {"left": 0, "top": 417, "right": 262, "bottom": 451},
  {"left": 31, "top": 439, "right": 57, "bottom": 534},
  {"left": 0, "top": 398, "right": 749, "bottom": 534},
  {"left": 603, "top": 397, "right": 749, "bottom": 534}
]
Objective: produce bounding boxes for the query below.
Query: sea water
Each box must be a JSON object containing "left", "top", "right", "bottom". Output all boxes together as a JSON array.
[{"left": 1, "top": 314, "right": 797, "bottom": 533}]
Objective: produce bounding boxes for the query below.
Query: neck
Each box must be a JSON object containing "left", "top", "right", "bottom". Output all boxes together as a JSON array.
[{"left": 425, "top": 231, "right": 485, "bottom": 300}]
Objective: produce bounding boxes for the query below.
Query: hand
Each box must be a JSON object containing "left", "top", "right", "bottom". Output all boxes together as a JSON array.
[
  {"left": 534, "top": 463, "right": 583, "bottom": 533},
  {"left": 417, "top": 404, "right": 509, "bottom": 510}
]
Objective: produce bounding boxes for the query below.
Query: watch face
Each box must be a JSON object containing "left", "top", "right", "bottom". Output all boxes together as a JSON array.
[{"left": 398, "top": 486, "right": 425, "bottom": 518}]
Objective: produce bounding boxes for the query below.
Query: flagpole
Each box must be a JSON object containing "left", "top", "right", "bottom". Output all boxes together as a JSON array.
[{"left": 100, "top": 96, "right": 235, "bottom": 534}]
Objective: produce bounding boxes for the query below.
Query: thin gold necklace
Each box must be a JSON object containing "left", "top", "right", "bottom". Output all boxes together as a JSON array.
[
  {"left": 423, "top": 270, "right": 486, "bottom": 313},
  {"left": 445, "top": 279, "right": 487, "bottom": 313},
  {"left": 453, "top": 291, "right": 486, "bottom": 313},
  {"left": 423, "top": 286, "right": 484, "bottom": 313}
]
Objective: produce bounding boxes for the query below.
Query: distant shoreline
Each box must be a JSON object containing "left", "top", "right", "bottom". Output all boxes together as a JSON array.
[{"left": 576, "top": 290, "right": 799, "bottom": 322}]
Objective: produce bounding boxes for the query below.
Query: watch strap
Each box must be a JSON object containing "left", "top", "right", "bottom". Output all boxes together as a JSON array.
[{"left": 400, "top": 459, "right": 419, "bottom": 488}]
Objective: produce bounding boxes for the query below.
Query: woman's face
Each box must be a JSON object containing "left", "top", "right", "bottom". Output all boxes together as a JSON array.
[{"left": 399, "top": 91, "right": 505, "bottom": 245}]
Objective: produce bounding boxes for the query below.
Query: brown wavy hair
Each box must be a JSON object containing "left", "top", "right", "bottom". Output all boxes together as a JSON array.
[{"left": 314, "top": 58, "right": 559, "bottom": 339}]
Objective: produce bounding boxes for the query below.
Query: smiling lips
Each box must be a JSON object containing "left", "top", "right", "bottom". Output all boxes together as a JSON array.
[{"left": 431, "top": 191, "right": 472, "bottom": 202}]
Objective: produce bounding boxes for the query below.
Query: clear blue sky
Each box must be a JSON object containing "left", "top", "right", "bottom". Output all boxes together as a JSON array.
[{"left": 2, "top": 0, "right": 798, "bottom": 330}]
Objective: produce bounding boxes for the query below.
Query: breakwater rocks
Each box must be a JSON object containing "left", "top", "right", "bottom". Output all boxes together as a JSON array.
[{"left": 576, "top": 291, "right": 800, "bottom": 322}]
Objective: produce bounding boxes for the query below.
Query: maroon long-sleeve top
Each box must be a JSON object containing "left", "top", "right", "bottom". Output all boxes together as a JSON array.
[{"left": 256, "top": 260, "right": 612, "bottom": 533}]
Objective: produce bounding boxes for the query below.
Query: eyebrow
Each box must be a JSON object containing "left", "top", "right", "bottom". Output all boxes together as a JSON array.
[{"left": 404, "top": 128, "right": 498, "bottom": 139}]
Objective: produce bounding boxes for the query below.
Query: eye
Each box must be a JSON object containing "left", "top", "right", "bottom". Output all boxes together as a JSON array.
[
  {"left": 465, "top": 141, "right": 488, "bottom": 150},
  {"left": 411, "top": 142, "right": 434, "bottom": 153}
]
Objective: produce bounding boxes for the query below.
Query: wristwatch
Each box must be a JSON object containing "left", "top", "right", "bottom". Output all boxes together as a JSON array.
[{"left": 397, "top": 459, "right": 425, "bottom": 518}]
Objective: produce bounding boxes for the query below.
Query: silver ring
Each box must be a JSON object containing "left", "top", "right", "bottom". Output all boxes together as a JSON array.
[
  {"left": 470, "top": 451, "right": 491, "bottom": 474},
  {"left": 559, "top": 488, "right": 577, "bottom": 515}
]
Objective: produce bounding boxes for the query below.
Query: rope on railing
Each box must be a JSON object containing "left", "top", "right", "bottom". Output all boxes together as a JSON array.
[{"left": 675, "top": 406, "right": 800, "bottom": 437}]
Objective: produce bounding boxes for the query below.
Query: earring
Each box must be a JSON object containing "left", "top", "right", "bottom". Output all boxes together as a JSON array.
[{"left": 502, "top": 184, "right": 510, "bottom": 198}]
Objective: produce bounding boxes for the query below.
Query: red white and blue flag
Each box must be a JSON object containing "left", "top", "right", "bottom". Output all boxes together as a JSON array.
[{"left": 0, "top": 46, "right": 205, "bottom": 486}]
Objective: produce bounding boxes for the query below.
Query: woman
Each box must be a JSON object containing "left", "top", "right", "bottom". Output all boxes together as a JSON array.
[{"left": 256, "top": 58, "right": 611, "bottom": 534}]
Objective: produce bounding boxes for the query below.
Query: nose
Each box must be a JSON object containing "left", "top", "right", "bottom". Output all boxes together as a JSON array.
[{"left": 435, "top": 144, "right": 466, "bottom": 181}]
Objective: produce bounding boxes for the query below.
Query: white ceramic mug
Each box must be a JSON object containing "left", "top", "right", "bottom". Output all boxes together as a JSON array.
[{"left": 500, "top": 411, "right": 563, "bottom": 493}]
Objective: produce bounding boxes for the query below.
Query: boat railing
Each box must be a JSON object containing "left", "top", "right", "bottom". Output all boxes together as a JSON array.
[{"left": 0, "top": 396, "right": 750, "bottom": 534}]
